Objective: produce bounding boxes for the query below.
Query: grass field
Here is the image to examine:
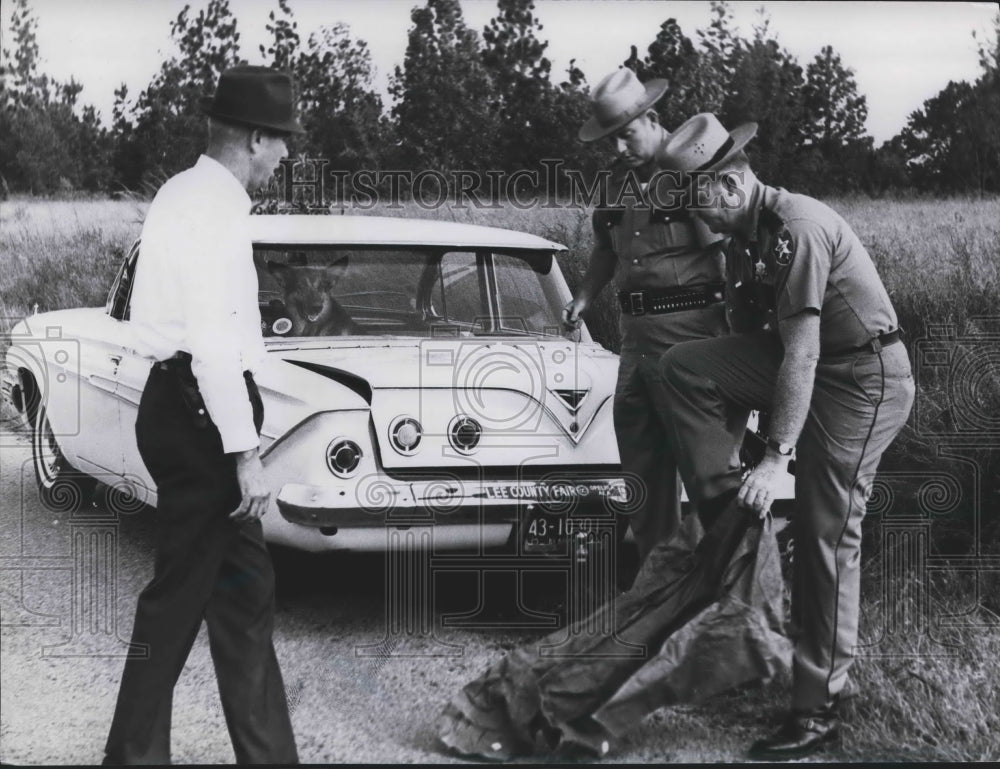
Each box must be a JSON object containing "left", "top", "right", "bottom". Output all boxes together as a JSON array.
[{"left": 1, "top": 194, "right": 999, "bottom": 760}]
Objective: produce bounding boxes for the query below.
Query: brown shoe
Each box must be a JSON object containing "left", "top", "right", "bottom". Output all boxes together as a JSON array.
[{"left": 748, "top": 707, "right": 841, "bottom": 761}]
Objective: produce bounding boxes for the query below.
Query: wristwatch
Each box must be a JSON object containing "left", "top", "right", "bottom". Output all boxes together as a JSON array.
[{"left": 765, "top": 437, "right": 795, "bottom": 457}]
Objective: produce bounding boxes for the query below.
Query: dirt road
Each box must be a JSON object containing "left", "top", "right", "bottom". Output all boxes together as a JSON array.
[{"left": 1, "top": 432, "right": 778, "bottom": 764}]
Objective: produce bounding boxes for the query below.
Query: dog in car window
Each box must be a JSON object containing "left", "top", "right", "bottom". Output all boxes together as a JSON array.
[{"left": 267, "top": 257, "right": 356, "bottom": 336}]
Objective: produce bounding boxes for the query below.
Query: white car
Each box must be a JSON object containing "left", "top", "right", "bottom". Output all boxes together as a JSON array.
[{"left": 4, "top": 215, "right": 641, "bottom": 556}]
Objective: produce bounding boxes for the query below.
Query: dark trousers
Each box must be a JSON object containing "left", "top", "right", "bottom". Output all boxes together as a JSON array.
[
  {"left": 658, "top": 331, "right": 914, "bottom": 709},
  {"left": 105, "top": 365, "right": 298, "bottom": 764},
  {"left": 613, "top": 350, "right": 683, "bottom": 566}
]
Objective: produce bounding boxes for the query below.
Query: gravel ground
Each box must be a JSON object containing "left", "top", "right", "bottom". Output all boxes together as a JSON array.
[{"left": 2, "top": 431, "right": 776, "bottom": 765}]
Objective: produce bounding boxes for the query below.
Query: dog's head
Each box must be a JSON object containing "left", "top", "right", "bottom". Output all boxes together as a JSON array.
[{"left": 268, "top": 257, "right": 352, "bottom": 334}]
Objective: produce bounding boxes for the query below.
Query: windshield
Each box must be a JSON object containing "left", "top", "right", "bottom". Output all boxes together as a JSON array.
[{"left": 253, "top": 246, "right": 582, "bottom": 341}]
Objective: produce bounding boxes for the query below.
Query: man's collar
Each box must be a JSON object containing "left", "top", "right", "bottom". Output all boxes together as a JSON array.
[
  {"left": 196, "top": 154, "right": 251, "bottom": 204},
  {"left": 743, "top": 182, "right": 767, "bottom": 241}
]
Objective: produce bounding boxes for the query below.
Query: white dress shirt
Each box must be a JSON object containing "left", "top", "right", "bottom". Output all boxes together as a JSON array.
[{"left": 129, "top": 155, "right": 266, "bottom": 453}]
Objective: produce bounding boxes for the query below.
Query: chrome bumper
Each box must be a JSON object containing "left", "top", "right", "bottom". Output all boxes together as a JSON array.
[{"left": 276, "top": 476, "right": 628, "bottom": 529}]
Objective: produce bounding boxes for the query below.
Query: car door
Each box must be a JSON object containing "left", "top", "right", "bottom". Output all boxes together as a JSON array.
[
  {"left": 103, "top": 241, "right": 156, "bottom": 499},
  {"left": 69, "top": 314, "right": 130, "bottom": 480},
  {"left": 30, "top": 308, "right": 126, "bottom": 484}
]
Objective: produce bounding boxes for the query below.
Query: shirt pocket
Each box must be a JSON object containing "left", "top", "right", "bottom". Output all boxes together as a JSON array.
[
  {"left": 603, "top": 207, "right": 626, "bottom": 254},
  {"left": 648, "top": 208, "right": 698, "bottom": 254}
]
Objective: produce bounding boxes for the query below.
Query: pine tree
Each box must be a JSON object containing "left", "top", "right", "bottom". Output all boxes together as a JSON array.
[
  {"left": 886, "top": 11, "right": 1000, "bottom": 194},
  {"left": 481, "top": 0, "right": 591, "bottom": 180},
  {"left": 112, "top": 0, "right": 243, "bottom": 191},
  {"left": 802, "top": 46, "right": 869, "bottom": 149},
  {"left": 260, "top": 0, "right": 386, "bottom": 188},
  {"left": 0, "top": 0, "right": 111, "bottom": 193},
  {"left": 389, "top": 0, "right": 500, "bottom": 179},
  {"left": 721, "top": 9, "right": 807, "bottom": 187}
]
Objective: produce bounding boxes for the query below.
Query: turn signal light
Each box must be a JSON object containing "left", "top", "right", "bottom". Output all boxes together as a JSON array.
[
  {"left": 326, "top": 438, "right": 362, "bottom": 477},
  {"left": 389, "top": 416, "right": 423, "bottom": 455},
  {"left": 449, "top": 415, "right": 482, "bottom": 454}
]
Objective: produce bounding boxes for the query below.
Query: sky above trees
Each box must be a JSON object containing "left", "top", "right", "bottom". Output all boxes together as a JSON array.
[
  {"left": 13, "top": 0, "right": 998, "bottom": 145},
  {"left": 3, "top": 0, "right": 997, "bottom": 196}
]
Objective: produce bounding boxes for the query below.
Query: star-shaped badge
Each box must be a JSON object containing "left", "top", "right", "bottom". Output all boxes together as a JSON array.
[{"left": 774, "top": 233, "right": 793, "bottom": 266}]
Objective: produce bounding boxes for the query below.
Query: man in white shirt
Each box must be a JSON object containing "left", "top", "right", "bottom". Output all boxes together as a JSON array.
[{"left": 104, "top": 66, "right": 302, "bottom": 765}]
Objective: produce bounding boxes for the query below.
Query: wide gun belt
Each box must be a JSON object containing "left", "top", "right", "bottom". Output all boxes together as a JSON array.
[{"left": 618, "top": 282, "right": 725, "bottom": 316}]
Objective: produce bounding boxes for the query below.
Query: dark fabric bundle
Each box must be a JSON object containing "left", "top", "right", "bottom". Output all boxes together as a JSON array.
[{"left": 437, "top": 503, "right": 791, "bottom": 759}]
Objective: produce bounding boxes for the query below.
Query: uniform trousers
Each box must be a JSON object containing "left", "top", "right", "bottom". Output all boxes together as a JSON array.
[
  {"left": 613, "top": 349, "right": 683, "bottom": 566},
  {"left": 658, "top": 330, "right": 914, "bottom": 710},
  {"left": 104, "top": 364, "right": 298, "bottom": 764}
]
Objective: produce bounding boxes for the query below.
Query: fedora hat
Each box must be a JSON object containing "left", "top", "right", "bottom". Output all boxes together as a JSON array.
[
  {"left": 657, "top": 113, "right": 757, "bottom": 172},
  {"left": 578, "top": 68, "right": 669, "bottom": 143},
  {"left": 199, "top": 65, "right": 304, "bottom": 135}
]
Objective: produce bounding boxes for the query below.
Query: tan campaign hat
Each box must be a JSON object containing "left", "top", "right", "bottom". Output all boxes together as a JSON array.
[
  {"left": 657, "top": 113, "right": 758, "bottom": 172},
  {"left": 578, "top": 68, "right": 669, "bottom": 143}
]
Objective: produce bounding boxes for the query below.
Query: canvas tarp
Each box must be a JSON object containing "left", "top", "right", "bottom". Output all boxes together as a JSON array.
[{"left": 436, "top": 503, "right": 792, "bottom": 759}]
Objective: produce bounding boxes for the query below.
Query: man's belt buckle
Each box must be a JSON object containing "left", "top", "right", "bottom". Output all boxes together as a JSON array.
[{"left": 630, "top": 292, "right": 645, "bottom": 315}]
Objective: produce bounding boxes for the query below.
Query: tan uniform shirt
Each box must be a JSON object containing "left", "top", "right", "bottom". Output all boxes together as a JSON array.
[
  {"left": 591, "top": 133, "right": 727, "bottom": 353},
  {"left": 726, "top": 185, "right": 899, "bottom": 355}
]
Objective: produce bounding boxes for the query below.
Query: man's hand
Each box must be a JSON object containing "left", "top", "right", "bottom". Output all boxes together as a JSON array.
[
  {"left": 738, "top": 453, "right": 789, "bottom": 518},
  {"left": 231, "top": 448, "right": 270, "bottom": 522},
  {"left": 562, "top": 296, "right": 587, "bottom": 330},
  {"left": 739, "top": 309, "right": 819, "bottom": 518}
]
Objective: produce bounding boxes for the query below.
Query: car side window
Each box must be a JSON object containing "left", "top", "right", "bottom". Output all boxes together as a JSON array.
[
  {"left": 106, "top": 240, "right": 140, "bottom": 321},
  {"left": 431, "top": 252, "right": 484, "bottom": 329},
  {"left": 493, "top": 252, "right": 563, "bottom": 336}
]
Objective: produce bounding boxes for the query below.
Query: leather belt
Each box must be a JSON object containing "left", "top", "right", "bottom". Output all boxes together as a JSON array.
[
  {"left": 155, "top": 351, "right": 192, "bottom": 371},
  {"left": 825, "top": 329, "right": 902, "bottom": 357},
  {"left": 618, "top": 282, "right": 725, "bottom": 316},
  {"left": 156, "top": 352, "right": 252, "bottom": 380}
]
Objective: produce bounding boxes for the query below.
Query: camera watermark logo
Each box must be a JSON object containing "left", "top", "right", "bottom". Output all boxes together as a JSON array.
[
  {"left": 1, "top": 318, "right": 81, "bottom": 445},
  {"left": 418, "top": 339, "right": 584, "bottom": 439},
  {"left": 914, "top": 319, "right": 1000, "bottom": 438},
  {"left": 1, "top": 459, "right": 150, "bottom": 658},
  {"left": 862, "top": 317, "right": 1000, "bottom": 658}
]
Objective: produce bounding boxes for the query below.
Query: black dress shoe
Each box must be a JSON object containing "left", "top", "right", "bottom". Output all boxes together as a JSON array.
[{"left": 748, "top": 708, "right": 841, "bottom": 761}]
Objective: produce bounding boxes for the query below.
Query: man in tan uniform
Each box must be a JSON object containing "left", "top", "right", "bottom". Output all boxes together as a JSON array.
[
  {"left": 656, "top": 113, "right": 915, "bottom": 760},
  {"left": 562, "top": 69, "right": 728, "bottom": 569}
]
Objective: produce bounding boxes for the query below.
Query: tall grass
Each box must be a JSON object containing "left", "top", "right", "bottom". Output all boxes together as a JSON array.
[
  {"left": 2, "top": 194, "right": 999, "bottom": 760},
  {"left": 829, "top": 196, "right": 1000, "bottom": 343},
  {"left": 0, "top": 199, "right": 146, "bottom": 323}
]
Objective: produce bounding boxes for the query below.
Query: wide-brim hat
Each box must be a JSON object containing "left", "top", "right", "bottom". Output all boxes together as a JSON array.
[
  {"left": 199, "top": 65, "right": 305, "bottom": 135},
  {"left": 657, "top": 113, "right": 757, "bottom": 173},
  {"left": 578, "top": 68, "right": 669, "bottom": 143}
]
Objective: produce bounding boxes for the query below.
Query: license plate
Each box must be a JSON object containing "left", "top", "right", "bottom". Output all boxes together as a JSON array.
[{"left": 522, "top": 513, "right": 600, "bottom": 554}]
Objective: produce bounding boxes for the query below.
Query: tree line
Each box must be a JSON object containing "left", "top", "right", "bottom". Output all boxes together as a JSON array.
[{"left": 1, "top": 0, "right": 998, "bottom": 199}]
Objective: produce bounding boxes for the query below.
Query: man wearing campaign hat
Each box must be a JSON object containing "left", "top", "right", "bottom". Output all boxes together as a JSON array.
[
  {"left": 104, "top": 66, "right": 303, "bottom": 764},
  {"left": 656, "top": 113, "right": 915, "bottom": 759},
  {"left": 563, "top": 68, "right": 730, "bottom": 571}
]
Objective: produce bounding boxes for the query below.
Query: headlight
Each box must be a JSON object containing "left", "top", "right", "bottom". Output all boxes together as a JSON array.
[
  {"left": 326, "top": 437, "right": 363, "bottom": 477},
  {"left": 389, "top": 415, "right": 423, "bottom": 455},
  {"left": 448, "top": 415, "right": 482, "bottom": 454}
]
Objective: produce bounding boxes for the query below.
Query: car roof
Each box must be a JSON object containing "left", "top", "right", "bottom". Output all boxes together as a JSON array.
[{"left": 247, "top": 215, "right": 567, "bottom": 252}]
